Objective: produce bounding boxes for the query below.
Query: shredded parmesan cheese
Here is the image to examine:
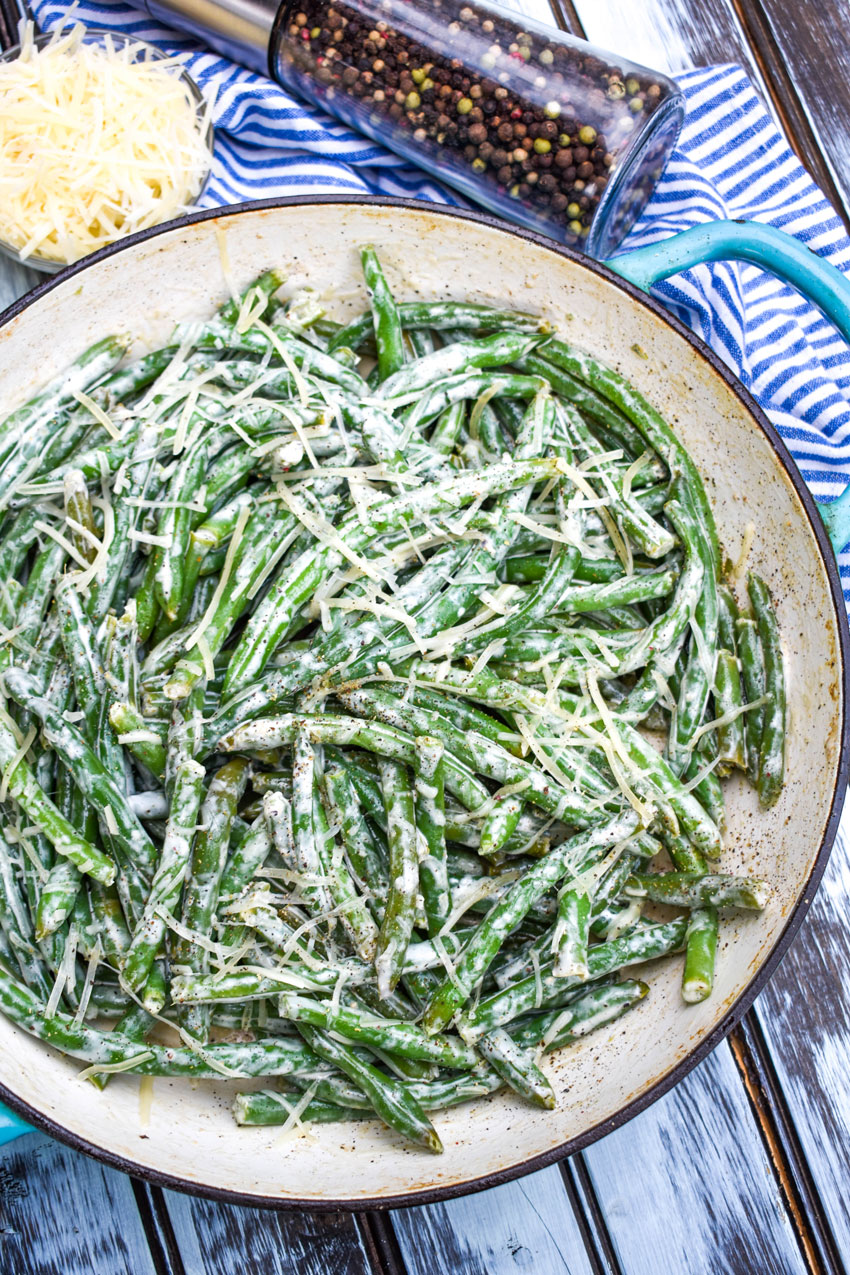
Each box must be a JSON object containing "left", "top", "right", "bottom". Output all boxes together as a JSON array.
[{"left": 0, "top": 23, "right": 213, "bottom": 265}]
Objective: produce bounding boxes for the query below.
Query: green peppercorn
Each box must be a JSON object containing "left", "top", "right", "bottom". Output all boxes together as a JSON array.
[
  {"left": 578, "top": 125, "right": 597, "bottom": 146},
  {"left": 569, "top": 219, "right": 583, "bottom": 234},
  {"left": 625, "top": 77, "right": 640, "bottom": 95},
  {"left": 405, "top": 91, "right": 421, "bottom": 110},
  {"left": 544, "top": 100, "right": 561, "bottom": 119},
  {"left": 533, "top": 138, "right": 551, "bottom": 154},
  {"left": 567, "top": 202, "right": 581, "bottom": 219},
  {"left": 471, "top": 157, "right": 486, "bottom": 172},
  {"left": 629, "top": 96, "right": 644, "bottom": 113},
  {"left": 411, "top": 67, "right": 425, "bottom": 84},
  {"left": 422, "top": 77, "right": 434, "bottom": 91},
  {"left": 457, "top": 97, "right": 473, "bottom": 114}
]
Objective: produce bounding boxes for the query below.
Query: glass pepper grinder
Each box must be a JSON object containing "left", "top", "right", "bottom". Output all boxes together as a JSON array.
[{"left": 140, "top": 0, "right": 684, "bottom": 257}]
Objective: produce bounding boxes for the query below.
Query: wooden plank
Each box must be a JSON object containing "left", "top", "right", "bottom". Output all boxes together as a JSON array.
[
  {"left": 750, "top": 801, "right": 850, "bottom": 1266},
  {"left": 737, "top": 1, "right": 850, "bottom": 226},
  {"left": 552, "top": 0, "right": 771, "bottom": 101},
  {"left": 580, "top": 1041, "right": 809, "bottom": 1275},
  {"left": 738, "top": 0, "right": 850, "bottom": 220},
  {"left": 0, "top": 1134, "right": 158, "bottom": 1275},
  {"left": 0, "top": 259, "right": 38, "bottom": 316},
  {"left": 161, "top": 1188, "right": 375, "bottom": 1275},
  {"left": 390, "top": 1165, "right": 596, "bottom": 1275}
]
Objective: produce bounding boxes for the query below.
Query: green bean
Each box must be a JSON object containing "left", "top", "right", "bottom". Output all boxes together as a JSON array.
[
  {"left": 477, "top": 1028, "right": 556, "bottom": 1108},
  {"left": 35, "top": 859, "right": 81, "bottom": 941},
  {"left": 714, "top": 650, "right": 747, "bottom": 771},
  {"left": 622, "top": 872, "right": 770, "bottom": 910},
  {"left": 429, "top": 401, "right": 466, "bottom": 454},
  {"left": 233, "top": 1091, "right": 371, "bottom": 1126},
  {"left": 511, "top": 980, "right": 649, "bottom": 1052},
  {"left": 361, "top": 247, "right": 404, "bottom": 382},
  {"left": 553, "top": 885, "right": 592, "bottom": 980},
  {"left": 108, "top": 703, "right": 167, "bottom": 779},
  {"left": 413, "top": 737, "right": 450, "bottom": 939},
  {"left": 465, "top": 917, "right": 686, "bottom": 1038},
  {"left": 682, "top": 906, "right": 719, "bottom": 1004},
  {"left": 219, "top": 812, "right": 273, "bottom": 903},
  {"left": 63, "top": 469, "right": 98, "bottom": 564},
  {"left": 222, "top": 455, "right": 563, "bottom": 696},
  {"left": 735, "top": 616, "right": 767, "bottom": 785},
  {"left": 177, "top": 759, "right": 249, "bottom": 1037},
  {"left": 381, "top": 332, "right": 543, "bottom": 402},
  {"left": 479, "top": 792, "right": 524, "bottom": 860},
  {"left": 328, "top": 301, "right": 543, "bottom": 354},
  {"left": 313, "top": 770, "right": 379, "bottom": 961},
  {"left": 295, "top": 1023, "right": 442, "bottom": 1153},
  {"left": 122, "top": 760, "right": 206, "bottom": 998},
  {"left": 152, "top": 436, "right": 209, "bottom": 622},
  {"left": 278, "top": 992, "right": 477, "bottom": 1069},
  {"left": 747, "top": 575, "right": 786, "bottom": 807},
  {"left": 375, "top": 759, "right": 419, "bottom": 999}
]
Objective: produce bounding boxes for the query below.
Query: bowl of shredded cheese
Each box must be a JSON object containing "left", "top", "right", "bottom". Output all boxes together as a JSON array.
[{"left": 0, "top": 23, "right": 215, "bottom": 272}]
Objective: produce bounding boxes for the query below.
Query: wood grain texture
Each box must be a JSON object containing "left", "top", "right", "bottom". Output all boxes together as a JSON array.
[
  {"left": 737, "top": 0, "right": 850, "bottom": 223},
  {"left": 390, "top": 1165, "right": 596, "bottom": 1275},
  {"left": 580, "top": 1042, "right": 809, "bottom": 1275},
  {"left": 752, "top": 799, "right": 850, "bottom": 1266},
  {"left": 554, "top": 0, "right": 769, "bottom": 95},
  {"left": 161, "top": 1189, "right": 375, "bottom": 1275},
  {"left": 0, "top": 1134, "right": 158, "bottom": 1275},
  {"left": 0, "top": 259, "right": 38, "bottom": 316}
]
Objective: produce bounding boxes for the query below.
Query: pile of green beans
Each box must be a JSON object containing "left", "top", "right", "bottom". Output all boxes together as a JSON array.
[{"left": 0, "top": 250, "right": 785, "bottom": 1153}]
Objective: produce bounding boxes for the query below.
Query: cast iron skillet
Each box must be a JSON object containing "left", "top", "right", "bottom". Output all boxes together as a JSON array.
[{"left": 0, "top": 196, "right": 847, "bottom": 1210}]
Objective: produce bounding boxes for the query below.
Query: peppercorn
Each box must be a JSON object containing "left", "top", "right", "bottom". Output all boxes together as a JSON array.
[{"left": 280, "top": 0, "right": 674, "bottom": 250}]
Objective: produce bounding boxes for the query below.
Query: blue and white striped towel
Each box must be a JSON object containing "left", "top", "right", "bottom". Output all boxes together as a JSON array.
[{"left": 29, "top": 0, "right": 850, "bottom": 593}]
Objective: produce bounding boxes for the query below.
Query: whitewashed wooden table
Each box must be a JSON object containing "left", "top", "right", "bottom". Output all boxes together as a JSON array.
[{"left": 1, "top": 1, "right": 850, "bottom": 1272}]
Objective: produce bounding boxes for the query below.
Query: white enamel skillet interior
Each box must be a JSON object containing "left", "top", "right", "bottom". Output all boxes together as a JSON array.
[{"left": 0, "top": 197, "right": 847, "bottom": 1210}]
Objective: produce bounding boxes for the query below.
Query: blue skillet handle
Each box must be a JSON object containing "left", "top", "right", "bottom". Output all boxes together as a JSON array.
[
  {"left": 605, "top": 219, "right": 850, "bottom": 553},
  {"left": 0, "top": 1101, "right": 32, "bottom": 1146}
]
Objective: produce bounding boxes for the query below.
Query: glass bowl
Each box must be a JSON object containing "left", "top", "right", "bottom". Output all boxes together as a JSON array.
[{"left": 0, "top": 27, "right": 215, "bottom": 274}]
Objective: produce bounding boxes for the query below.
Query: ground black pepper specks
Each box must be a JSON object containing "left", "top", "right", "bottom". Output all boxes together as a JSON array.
[{"left": 275, "top": 0, "right": 677, "bottom": 247}]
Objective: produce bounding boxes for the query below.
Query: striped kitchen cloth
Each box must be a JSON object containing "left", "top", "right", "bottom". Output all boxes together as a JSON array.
[{"left": 28, "top": 0, "right": 850, "bottom": 589}]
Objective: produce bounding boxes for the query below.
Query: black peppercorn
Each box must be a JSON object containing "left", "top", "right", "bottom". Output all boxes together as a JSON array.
[{"left": 279, "top": 0, "right": 676, "bottom": 247}]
